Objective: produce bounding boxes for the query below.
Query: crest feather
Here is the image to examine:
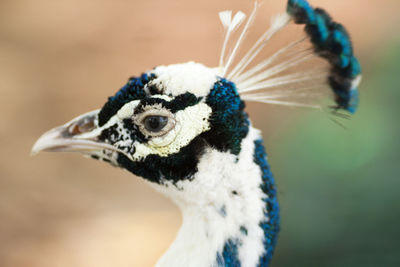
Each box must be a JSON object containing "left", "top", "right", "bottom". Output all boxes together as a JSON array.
[{"left": 217, "top": 0, "right": 362, "bottom": 114}]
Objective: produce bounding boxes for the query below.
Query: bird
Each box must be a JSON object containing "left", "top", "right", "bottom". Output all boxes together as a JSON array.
[{"left": 32, "top": 0, "right": 361, "bottom": 266}]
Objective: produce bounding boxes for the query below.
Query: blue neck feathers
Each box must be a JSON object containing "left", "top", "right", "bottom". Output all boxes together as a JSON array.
[{"left": 253, "top": 139, "right": 280, "bottom": 266}]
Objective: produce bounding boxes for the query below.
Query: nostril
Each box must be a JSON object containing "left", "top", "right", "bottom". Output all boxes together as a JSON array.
[
  {"left": 78, "top": 120, "right": 95, "bottom": 133},
  {"left": 68, "top": 118, "right": 95, "bottom": 136},
  {"left": 68, "top": 124, "right": 81, "bottom": 135}
]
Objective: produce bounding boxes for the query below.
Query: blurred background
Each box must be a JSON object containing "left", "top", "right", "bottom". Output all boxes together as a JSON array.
[{"left": 1, "top": 0, "right": 399, "bottom": 266}]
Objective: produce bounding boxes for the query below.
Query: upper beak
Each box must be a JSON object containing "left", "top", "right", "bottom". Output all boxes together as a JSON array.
[{"left": 31, "top": 110, "right": 117, "bottom": 156}]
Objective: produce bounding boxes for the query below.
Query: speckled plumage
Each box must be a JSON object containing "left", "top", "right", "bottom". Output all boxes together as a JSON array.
[{"left": 32, "top": 1, "right": 361, "bottom": 266}]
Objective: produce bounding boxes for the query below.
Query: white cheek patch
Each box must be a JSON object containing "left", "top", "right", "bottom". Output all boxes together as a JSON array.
[
  {"left": 132, "top": 103, "right": 212, "bottom": 159},
  {"left": 78, "top": 99, "right": 211, "bottom": 161}
]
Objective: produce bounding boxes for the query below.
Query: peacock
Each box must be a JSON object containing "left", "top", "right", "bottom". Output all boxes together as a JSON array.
[{"left": 32, "top": 0, "right": 361, "bottom": 266}]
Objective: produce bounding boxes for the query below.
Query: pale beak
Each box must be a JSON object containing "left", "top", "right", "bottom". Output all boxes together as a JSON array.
[{"left": 31, "top": 110, "right": 118, "bottom": 156}]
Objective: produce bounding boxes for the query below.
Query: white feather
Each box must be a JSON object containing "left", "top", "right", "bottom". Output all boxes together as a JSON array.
[
  {"left": 227, "top": 13, "right": 290, "bottom": 80},
  {"left": 219, "top": 11, "right": 246, "bottom": 68},
  {"left": 240, "top": 98, "right": 322, "bottom": 109},
  {"left": 238, "top": 71, "right": 327, "bottom": 93},
  {"left": 219, "top": 10, "right": 232, "bottom": 29},
  {"left": 222, "top": 3, "right": 258, "bottom": 77},
  {"left": 233, "top": 38, "right": 307, "bottom": 84},
  {"left": 236, "top": 51, "right": 314, "bottom": 89}
]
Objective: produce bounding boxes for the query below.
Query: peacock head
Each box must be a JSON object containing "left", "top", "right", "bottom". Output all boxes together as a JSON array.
[
  {"left": 32, "top": 62, "right": 250, "bottom": 185},
  {"left": 32, "top": 0, "right": 361, "bottom": 190},
  {"left": 31, "top": 2, "right": 362, "bottom": 265}
]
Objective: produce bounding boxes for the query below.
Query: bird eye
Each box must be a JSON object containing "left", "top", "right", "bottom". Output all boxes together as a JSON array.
[
  {"left": 134, "top": 108, "right": 176, "bottom": 138},
  {"left": 143, "top": 116, "right": 169, "bottom": 133}
]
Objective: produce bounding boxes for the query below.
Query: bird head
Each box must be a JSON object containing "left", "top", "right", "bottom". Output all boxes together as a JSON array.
[
  {"left": 31, "top": 2, "right": 362, "bottom": 265},
  {"left": 32, "top": 1, "right": 361, "bottom": 189},
  {"left": 32, "top": 62, "right": 249, "bottom": 185}
]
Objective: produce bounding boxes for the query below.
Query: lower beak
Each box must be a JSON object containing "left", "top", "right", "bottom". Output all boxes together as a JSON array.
[{"left": 31, "top": 110, "right": 116, "bottom": 155}]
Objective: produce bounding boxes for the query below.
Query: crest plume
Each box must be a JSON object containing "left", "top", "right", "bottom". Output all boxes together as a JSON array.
[{"left": 217, "top": 0, "right": 361, "bottom": 113}]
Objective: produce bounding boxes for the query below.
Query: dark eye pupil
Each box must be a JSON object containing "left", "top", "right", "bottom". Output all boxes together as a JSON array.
[{"left": 144, "top": 116, "right": 168, "bottom": 132}]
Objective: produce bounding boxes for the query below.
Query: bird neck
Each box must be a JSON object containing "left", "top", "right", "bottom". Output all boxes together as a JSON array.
[{"left": 152, "top": 127, "right": 279, "bottom": 267}]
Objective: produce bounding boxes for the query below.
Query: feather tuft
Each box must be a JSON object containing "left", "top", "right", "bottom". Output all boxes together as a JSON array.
[
  {"left": 222, "top": 2, "right": 258, "bottom": 76},
  {"left": 219, "top": 11, "right": 247, "bottom": 68},
  {"left": 219, "top": 10, "right": 232, "bottom": 29}
]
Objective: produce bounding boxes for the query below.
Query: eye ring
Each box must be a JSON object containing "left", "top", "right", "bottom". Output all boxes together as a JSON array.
[{"left": 134, "top": 108, "right": 176, "bottom": 138}]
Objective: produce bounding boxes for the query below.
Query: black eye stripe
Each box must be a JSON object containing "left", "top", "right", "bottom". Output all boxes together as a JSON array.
[
  {"left": 134, "top": 92, "right": 202, "bottom": 115},
  {"left": 133, "top": 98, "right": 168, "bottom": 115},
  {"left": 167, "top": 92, "right": 202, "bottom": 113}
]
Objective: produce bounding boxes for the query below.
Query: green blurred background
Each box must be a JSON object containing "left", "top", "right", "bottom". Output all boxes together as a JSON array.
[{"left": 0, "top": 0, "right": 399, "bottom": 266}]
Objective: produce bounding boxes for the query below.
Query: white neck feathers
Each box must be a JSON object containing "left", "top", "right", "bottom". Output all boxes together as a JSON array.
[{"left": 151, "top": 127, "right": 267, "bottom": 267}]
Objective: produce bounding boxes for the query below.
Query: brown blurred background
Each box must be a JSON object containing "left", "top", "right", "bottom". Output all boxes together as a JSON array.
[{"left": 1, "top": 0, "right": 400, "bottom": 266}]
